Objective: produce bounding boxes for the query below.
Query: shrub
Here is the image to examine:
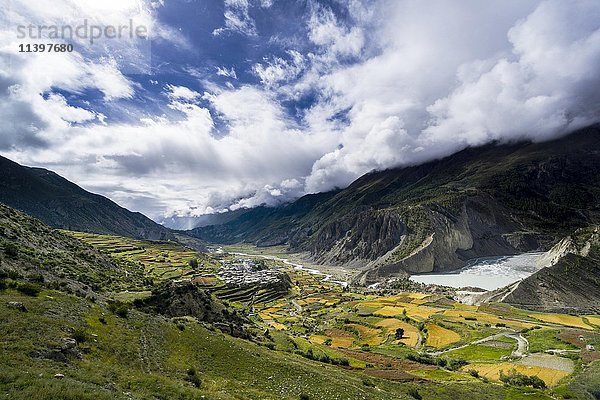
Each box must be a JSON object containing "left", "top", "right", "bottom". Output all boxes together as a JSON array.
[
  {"left": 108, "top": 301, "right": 129, "bottom": 318},
  {"left": 72, "top": 328, "right": 88, "bottom": 343},
  {"left": 300, "top": 394, "right": 310, "bottom": 400},
  {"left": 98, "top": 317, "right": 107, "bottom": 325},
  {"left": 4, "top": 243, "right": 18, "bottom": 258},
  {"left": 408, "top": 387, "right": 422, "bottom": 400},
  {"left": 499, "top": 369, "right": 546, "bottom": 389},
  {"left": 186, "top": 368, "right": 202, "bottom": 388},
  {"left": 188, "top": 259, "right": 199, "bottom": 269},
  {"left": 16, "top": 282, "right": 42, "bottom": 297},
  {"left": 362, "top": 378, "right": 375, "bottom": 387},
  {"left": 468, "top": 369, "right": 480, "bottom": 378},
  {"left": 0, "top": 280, "right": 6, "bottom": 291}
]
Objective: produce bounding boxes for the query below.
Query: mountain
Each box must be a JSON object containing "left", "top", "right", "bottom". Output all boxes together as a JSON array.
[
  {"left": 0, "top": 156, "right": 174, "bottom": 240},
  {"left": 499, "top": 226, "right": 600, "bottom": 313},
  {"left": 190, "top": 125, "right": 600, "bottom": 284}
]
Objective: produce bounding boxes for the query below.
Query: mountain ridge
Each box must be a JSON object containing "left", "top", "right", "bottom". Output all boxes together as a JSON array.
[
  {"left": 190, "top": 125, "right": 600, "bottom": 283},
  {"left": 0, "top": 156, "right": 174, "bottom": 241}
]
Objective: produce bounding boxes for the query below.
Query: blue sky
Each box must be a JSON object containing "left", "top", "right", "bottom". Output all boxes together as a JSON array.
[{"left": 1, "top": 0, "right": 599, "bottom": 225}]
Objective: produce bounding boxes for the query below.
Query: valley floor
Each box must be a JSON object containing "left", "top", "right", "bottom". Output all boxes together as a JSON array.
[{"left": 2, "top": 233, "right": 600, "bottom": 400}]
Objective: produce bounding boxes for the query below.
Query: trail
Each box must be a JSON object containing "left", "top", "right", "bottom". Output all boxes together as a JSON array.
[{"left": 427, "top": 331, "right": 529, "bottom": 358}]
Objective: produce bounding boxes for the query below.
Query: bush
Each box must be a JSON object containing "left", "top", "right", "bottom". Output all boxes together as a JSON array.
[
  {"left": 362, "top": 378, "right": 375, "bottom": 387},
  {"left": 300, "top": 394, "right": 310, "bottom": 400},
  {"left": 468, "top": 369, "right": 480, "bottom": 378},
  {"left": 186, "top": 368, "right": 202, "bottom": 388},
  {"left": 72, "top": 328, "right": 88, "bottom": 343},
  {"left": 499, "top": 369, "right": 546, "bottom": 389},
  {"left": 108, "top": 301, "right": 129, "bottom": 318},
  {"left": 408, "top": 387, "right": 422, "bottom": 400},
  {"left": 0, "top": 280, "right": 7, "bottom": 291},
  {"left": 188, "top": 259, "right": 199, "bottom": 269},
  {"left": 16, "top": 282, "right": 42, "bottom": 297},
  {"left": 4, "top": 243, "right": 18, "bottom": 258}
]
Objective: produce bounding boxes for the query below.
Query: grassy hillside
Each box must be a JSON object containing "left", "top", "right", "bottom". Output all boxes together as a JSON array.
[
  {"left": 2, "top": 202, "right": 600, "bottom": 399},
  {"left": 0, "top": 156, "right": 173, "bottom": 240}
]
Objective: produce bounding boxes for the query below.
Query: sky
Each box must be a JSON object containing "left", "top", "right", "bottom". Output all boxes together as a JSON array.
[{"left": 1, "top": 0, "right": 599, "bottom": 227}]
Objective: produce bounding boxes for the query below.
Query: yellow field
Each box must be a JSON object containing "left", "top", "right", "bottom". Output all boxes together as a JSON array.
[
  {"left": 529, "top": 313, "right": 593, "bottom": 330},
  {"left": 349, "top": 324, "right": 383, "bottom": 346},
  {"left": 443, "top": 309, "right": 536, "bottom": 329},
  {"left": 425, "top": 323, "right": 461, "bottom": 348},
  {"left": 453, "top": 303, "right": 479, "bottom": 311},
  {"left": 374, "top": 306, "right": 405, "bottom": 317},
  {"left": 332, "top": 336, "right": 354, "bottom": 348},
  {"left": 405, "top": 306, "right": 442, "bottom": 320},
  {"left": 268, "top": 321, "right": 287, "bottom": 330},
  {"left": 375, "top": 318, "right": 419, "bottom": 347},
  {"left": 466, "top": 363, "right": 569, "bottom": 387},
  {"left": 407, "top": 293, "right": 430, "bottom": 300},
  {"left": 258, "top": 312, "right": 272, "bottom": 320},
  {"left": 583, "top": 316, "right": 600, "bottom": 328},
  {"left": 309, "top": 335, "right": 328, "bottom": 345},
  {"left": 327, "top": 329, "right": 355, "bottom": 348}
]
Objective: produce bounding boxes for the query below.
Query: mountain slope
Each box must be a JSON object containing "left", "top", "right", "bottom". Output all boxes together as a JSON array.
[
  {"left": 500, "top": 226, "right": 600, "bottom": 313},
  {"left": 0, "top": 202, "right": 136, "bottom": 297},
  {"left": 0, "top": 156, "right": 173, "bottom": 240},
  {"left": 191, "top": 125, "right": 600, "bottom": 283}
]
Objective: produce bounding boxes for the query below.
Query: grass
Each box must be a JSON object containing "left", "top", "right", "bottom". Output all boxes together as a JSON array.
[
  {"left": 527, "top": 329, "right": 579, "bottom": 353},
  {"left": 445, "top": 344, "right": 512, "bottom": 362},
  {"left": 2, "top": 222, "right": 594, "bottom": 400}
]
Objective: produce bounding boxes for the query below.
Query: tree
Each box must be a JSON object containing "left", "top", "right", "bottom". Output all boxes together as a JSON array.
[
  {"left": 189, "top": 258, "right": 199, "bottom": 269},
  {"left": 395, "top": 328, "right": 405, "bottom": 340}
]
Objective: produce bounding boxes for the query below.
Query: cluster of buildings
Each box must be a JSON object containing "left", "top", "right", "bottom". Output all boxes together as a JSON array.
[{"left": 218, "top": 258, "right": 287, "bottom": 288}]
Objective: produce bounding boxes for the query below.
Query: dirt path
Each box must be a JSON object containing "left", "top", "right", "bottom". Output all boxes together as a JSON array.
[{"left": 427, "top": 331, "right": 528, "bottom": 358}]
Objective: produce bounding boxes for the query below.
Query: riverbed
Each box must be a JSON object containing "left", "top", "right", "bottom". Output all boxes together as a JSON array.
[{"left": 410, "top": 252, "right": 544, "bottom": 290}]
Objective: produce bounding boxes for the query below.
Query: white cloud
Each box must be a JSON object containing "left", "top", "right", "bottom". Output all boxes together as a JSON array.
[
  {"left": 213, "top": 0, "right": 257, "bottom": 37},
  {"left": 253, "top": 50, "right": 305, "bottom": 87},
  {"left": 2, "top": 0, "right": 600, "bottom": 220},
  {"left": 304, "top": 0, "right": 600, "bottom": 193},
  {"left": 216, "top": 66, "right": 238, "bottom": 79},
  {"left": 165, "top": 84, "right": 201, "bottom": 101}
]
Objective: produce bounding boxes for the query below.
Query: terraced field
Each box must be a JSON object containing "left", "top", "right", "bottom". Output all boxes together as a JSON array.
[
  {"left": 67, "top": 232, "right": 220, "bottom": 289},
  {"left": 26, "top": 236, "right": 598, "bottom": 398},
  {"left": 425, "top": 323, "right": 462, "bottom": 348}
]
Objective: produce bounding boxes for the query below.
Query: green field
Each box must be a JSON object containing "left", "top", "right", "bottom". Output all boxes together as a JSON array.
[{"left": 2, "top": 232, "right": 599, "bottom": 399}]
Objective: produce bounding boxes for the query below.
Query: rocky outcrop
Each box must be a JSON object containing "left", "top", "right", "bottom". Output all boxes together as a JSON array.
[
  {"left": 461, "top": 226, "right": 600, "bottom": 312},
  {"left": 136, "top": 281, "right": 252, "bottom": 337},
  {"left": 501, "top": 253, "right": 600, "bottom": 313},
  {"left": 354, "top": 195, "right": 535, "bottom": 285}
]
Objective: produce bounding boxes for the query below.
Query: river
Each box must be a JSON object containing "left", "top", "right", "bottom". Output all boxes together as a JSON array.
[{"left": 409, "top": 252, "right": 544, "bottom": 290}]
